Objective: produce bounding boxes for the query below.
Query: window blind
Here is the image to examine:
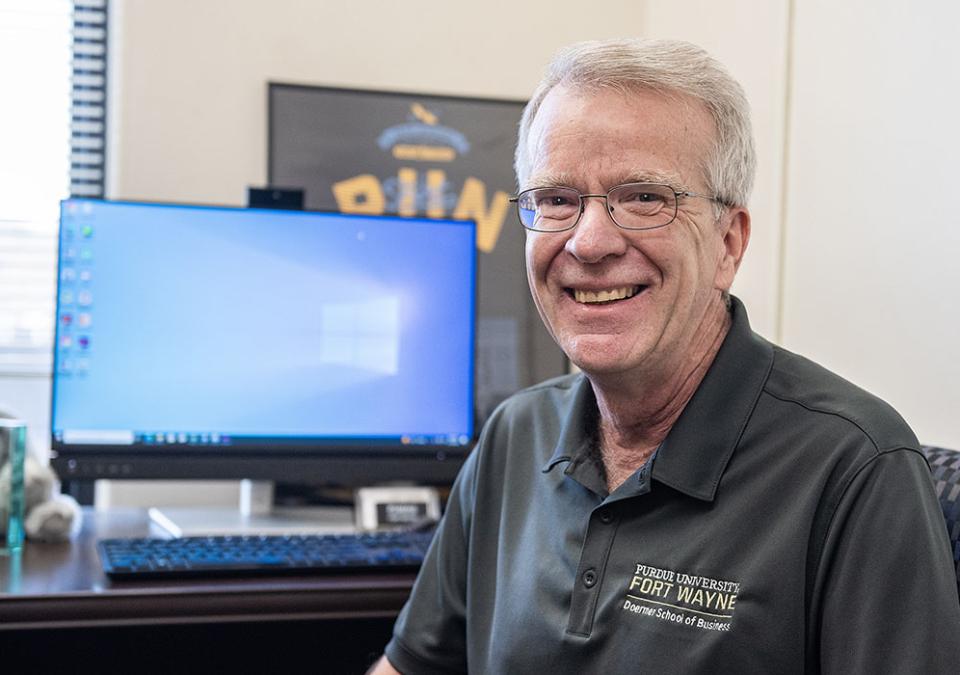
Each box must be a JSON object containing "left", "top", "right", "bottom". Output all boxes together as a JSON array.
[
  {"left": 0, "top": 0, "right": 106, "bottom": 376},
  {"left": 70, "top": 0, "right": 106, "bottom": 198}
]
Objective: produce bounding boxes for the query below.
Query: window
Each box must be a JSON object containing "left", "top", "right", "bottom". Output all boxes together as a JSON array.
[{"left": 0, "top": 0, "right": 107, "bottom": 375}]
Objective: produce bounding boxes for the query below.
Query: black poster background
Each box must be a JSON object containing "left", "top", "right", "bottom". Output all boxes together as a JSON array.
[{"left": 268, "top": 84, "right": 567, "bottom": 428}]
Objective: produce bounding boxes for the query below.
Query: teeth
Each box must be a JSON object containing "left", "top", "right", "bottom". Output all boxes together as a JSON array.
[{"left": 574, "top": 286, "right": 641, "bottom": 304}]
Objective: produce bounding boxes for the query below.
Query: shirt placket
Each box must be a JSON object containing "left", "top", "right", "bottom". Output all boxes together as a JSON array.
[{"left": 565, "top": 461, "right": 654, "bottom": 637}]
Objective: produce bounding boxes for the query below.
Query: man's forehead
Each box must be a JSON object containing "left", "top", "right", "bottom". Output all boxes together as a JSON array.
[{"left": 523, "top": 85, "right": 713, "bottom": 190}]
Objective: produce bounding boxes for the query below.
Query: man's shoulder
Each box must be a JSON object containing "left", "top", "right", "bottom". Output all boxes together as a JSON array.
[
  {"left": 762, "top": 343, "right": 919, "bottom": 453},
  {"left": 477, "top": 372, "right": 588, "bottom": 453},
  {"left": 493, "top": 372, "right": 585, "bottom": 417}
]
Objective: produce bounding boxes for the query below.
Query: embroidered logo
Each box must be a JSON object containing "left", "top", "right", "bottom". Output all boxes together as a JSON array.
[{"left": 622, "top": 562, "right": 740, "bottom": 632}]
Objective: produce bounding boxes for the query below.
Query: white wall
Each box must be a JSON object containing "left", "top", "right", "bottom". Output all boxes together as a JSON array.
[{"left": 782, "top": 0, "right": 960, "bottom": 447}]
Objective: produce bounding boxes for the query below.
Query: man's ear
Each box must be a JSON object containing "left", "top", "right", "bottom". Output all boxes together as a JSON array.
[{"left": 715, "top": 207, "right": 750, "bottom": 292}]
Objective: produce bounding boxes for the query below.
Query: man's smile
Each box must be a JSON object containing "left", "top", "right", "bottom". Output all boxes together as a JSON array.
[{"left": 568, "top": 285, "right": 646, "bottom": 305}]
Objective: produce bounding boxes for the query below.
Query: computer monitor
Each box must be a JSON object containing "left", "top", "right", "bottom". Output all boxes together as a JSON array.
[{"left": 50, "top": 199, "right": 476, "bottom": 504}]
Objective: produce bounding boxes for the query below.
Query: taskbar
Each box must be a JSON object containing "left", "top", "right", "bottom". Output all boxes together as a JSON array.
[{"left": 53, "top": 429, "right": 473, "bottom": 449}]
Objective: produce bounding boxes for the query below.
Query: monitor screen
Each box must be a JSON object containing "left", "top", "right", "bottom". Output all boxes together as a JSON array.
[{"left": 50, "top": 199, "right": 476, "bottom": 485}]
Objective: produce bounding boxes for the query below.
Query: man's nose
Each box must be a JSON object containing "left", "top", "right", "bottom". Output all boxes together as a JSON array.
[{"left": 564, "top": 196, "right": 629, "bottom": 263}]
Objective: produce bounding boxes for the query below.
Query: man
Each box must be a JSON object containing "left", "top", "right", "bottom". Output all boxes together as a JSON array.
[{"left": 371, "top": 39, "right": 960, "bottom": 673}]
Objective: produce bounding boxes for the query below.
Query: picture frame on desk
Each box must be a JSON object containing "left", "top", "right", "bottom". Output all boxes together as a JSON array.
[{"left": 355, "top": 486, "right": 441, "bottom": 531}]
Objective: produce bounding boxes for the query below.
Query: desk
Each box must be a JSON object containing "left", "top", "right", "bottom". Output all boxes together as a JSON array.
[{"left": 0, "top": 508, "right": 415, "bottom": 672}]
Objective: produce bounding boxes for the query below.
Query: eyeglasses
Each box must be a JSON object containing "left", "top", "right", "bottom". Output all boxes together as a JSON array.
[{"left": 509, "top": 182, "right": 722, "bottom": 232}]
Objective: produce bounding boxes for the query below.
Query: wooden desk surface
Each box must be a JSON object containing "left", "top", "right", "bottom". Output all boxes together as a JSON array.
[{"left": 0, "top": 508, "right": 416, "bottom": 631}]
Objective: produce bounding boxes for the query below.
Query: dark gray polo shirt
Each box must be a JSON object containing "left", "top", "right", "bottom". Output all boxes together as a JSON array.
[{"left": 385, "top": 298, "right": 960, "bottom": 674}]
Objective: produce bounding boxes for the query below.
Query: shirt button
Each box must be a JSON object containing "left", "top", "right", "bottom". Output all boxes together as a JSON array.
[
  {"left": 582, "top": 568, "right": 598, "bottom": 588},
  {"left": 599, "top": 510, "right": 613, "bottom": 524}
]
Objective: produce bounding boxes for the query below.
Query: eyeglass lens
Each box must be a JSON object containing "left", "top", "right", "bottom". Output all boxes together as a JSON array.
[{"left": 516, "top": 183, "right": 678, "bottom": 231}]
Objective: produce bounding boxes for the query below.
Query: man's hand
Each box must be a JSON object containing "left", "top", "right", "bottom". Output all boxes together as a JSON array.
[{"left": 366, "top": 655, "right": 401, "bottom": 675}]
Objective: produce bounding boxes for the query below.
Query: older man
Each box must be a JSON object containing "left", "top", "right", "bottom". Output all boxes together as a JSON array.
[{"left": 371, "top": 39, "right": 960, "bottom": 673}]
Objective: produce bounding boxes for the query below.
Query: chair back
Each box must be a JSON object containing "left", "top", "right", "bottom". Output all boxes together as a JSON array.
[{"left": 920, "top": 445, "right": 960, "bottom": 593}]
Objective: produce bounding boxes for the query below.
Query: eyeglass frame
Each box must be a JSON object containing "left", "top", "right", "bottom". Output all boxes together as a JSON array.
[{"left": 508, "top": 182, "right": 725, "bottom": 233}]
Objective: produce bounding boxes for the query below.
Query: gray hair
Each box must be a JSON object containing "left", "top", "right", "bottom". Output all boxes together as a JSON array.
[{"left": 515, "top": 38, "right": 756, "bottom": 210}]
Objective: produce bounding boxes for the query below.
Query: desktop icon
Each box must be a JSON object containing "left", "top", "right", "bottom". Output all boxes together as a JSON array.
[
  {"left": 77, "top": 291, "right": 93, "bottom": 306},
  {"left": 60, "top": 335, "right": 73, "bottom": 349},
  {"left": 60, "top": 313, "right": 73, "bottom": 326},
  {"left": 78, "top": 336, "right": 90, "bottom": 350},
  {"left": 82, "top": 225, "right": 93, "bottom": 238},
  {"left": 60, "top": 290, "right": 75, "bottom": 305},
  {"left": 79, "top": 269, "right": 92, "bottom": 283},
  {"left": 61, "top": 268, "right": 77, "bottom": 283},
  {"left": 77, "top": 313, "right": 92, "bottom": 328}
]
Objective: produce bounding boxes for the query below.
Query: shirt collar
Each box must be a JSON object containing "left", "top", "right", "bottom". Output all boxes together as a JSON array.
[
  {"left": 541, "top": 376, "right": 603, "bottom": 492},
  {"left": 652, "top": 297, "right": 773, "bottom": 501},
  {"left": 541, "top": 296, "right": 774, "bottom": 502}
]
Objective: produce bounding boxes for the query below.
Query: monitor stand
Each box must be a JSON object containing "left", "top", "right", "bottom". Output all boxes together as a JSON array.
[{"left": 148, "top": 480, "right": 356, "bottom": 537}]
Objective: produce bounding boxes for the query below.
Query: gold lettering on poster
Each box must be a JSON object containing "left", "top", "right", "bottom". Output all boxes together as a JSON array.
[
  {"left": 426, "top": 170, "right": 446, "bottom": 219},
  {"left": 331, "top": 172, "right": 509, "bottom": 253},
  {"left": 397, "top": 167, "right": 417, "bottom": 217},
  {"left": 392, "top": 145, "right": 456, "bottom": 162},
  {"left": 453, "top": 177, "right": 508, "bottom": 254},
  {"left": 332, "top": 174, "right": 385, "bottom": 214}
]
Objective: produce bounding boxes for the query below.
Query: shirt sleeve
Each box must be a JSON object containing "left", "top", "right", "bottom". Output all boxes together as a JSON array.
[
  {"left": 384, "top": 443, "right": 479, "bottom": 675},
  {"left": 815, "top": 448, "right": 960, "bottom": 673}
]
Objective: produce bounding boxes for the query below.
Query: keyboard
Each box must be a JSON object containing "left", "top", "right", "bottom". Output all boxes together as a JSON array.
[{"left": 97, "top": 528, "right": 435, "bottom": 580}]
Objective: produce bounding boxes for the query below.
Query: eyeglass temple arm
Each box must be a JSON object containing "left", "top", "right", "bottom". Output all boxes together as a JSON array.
[{"left": 679, "top": 190, "right": 725, "bottom": 204}]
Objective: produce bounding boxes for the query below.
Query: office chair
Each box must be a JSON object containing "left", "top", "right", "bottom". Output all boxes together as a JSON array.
[{"left": 920, "top": 445, "right": 960, "bottom": 594}]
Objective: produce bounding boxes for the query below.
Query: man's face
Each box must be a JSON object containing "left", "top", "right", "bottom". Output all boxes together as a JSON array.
[{"left": 523, "top": 85, "right": 747, "bottom": 380}]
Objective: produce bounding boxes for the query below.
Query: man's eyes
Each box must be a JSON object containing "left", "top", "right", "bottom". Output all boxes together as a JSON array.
[
  {"left": 619, "top": 189, "right": 669, "bottom": 204},
  {"left": 535, "top": 192, "right": 578, "bottom": 208}
]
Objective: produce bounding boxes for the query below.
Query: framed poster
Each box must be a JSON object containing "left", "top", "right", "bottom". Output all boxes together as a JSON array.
[{"left": 268, "top": 84, "right": 567, "bottom": 426}]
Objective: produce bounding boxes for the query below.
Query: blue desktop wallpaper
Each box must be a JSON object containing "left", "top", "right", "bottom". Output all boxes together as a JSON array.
[{"left": 53, "top": 200, "right": 475, "bottom": 442}]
